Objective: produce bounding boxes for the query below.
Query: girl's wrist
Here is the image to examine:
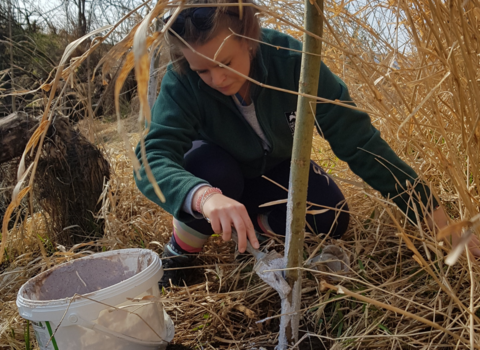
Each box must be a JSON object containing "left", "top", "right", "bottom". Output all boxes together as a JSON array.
[
  {"left": 193, "top": 186, "right": 211, "bottom": 213},
  {"left": 199, "top": 188, "right": 223, "bottom": 218},
  {"left": 192, "top": 186, "right": 223, "bottom": 214}
]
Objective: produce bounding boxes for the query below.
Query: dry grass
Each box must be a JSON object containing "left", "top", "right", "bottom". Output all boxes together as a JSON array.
[{"left": 2, "top": 0, "right": 480, "bottom": 349}]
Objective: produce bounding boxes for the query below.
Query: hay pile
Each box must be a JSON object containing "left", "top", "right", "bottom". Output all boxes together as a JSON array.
[
  {"left": 0, "top": 121, "right": 477, "bottom": 349},
  {"left": 1, "top": 0, "right": 480, "bottom": 349}
]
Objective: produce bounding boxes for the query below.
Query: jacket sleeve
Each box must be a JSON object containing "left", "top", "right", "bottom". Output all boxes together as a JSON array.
[
  {"left": 313, "top": 62, "right": 437, "bottom": 222},
  {"left": 134, "top": 68, "right": 208, "bottom": 222}
]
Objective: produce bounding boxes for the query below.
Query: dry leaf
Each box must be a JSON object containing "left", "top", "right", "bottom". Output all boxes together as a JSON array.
[
  {"left": 235, "top": 304, "right": 256, "bottom": 319},
  {"left": 17, "top": 119, "right": 50, "bottom": 180},
  {"left": 474, "top": 7, "right": 480, "bottom": 20},
  {"left": 13, "top": 163, "right": 34, "bottom": 202},
  {"left": 412, "top": 254, "right": 423, "bottom": 267},
  {"left": 445, "top": 226, "right": 476, "bottom": 266},
  {"left": 259, "top": 199, "right": 288, "bottom": 207},
  {"left": 437, "top": 220, "right": 472, "bottom": 240},
  {"left": 132, "top": 1, "right": 167, "bottom": 204},
  {"left": 306, "top": 209, "right": 330, "bottom": 215},
  {"left": 41, "top": 83, "right": 52, "bottom": 92},
  {"left": 1, "top": 186, "right": 31, "bottom": 263}
]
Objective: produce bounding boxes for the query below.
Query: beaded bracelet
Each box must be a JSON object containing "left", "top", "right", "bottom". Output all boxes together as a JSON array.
[
  {"left": 195, "top": 187, "right": 210, "bottom": 213},
  {"left": 200, "top": 187, "right": 222, "bottom": 220}
]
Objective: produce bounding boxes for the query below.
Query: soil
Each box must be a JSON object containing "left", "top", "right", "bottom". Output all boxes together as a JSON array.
[
  {"left": 254, "top": 335, "right": 331, "bottom": 350},
  {"left": 0, "top": 261, "right": 8, "bottom": 275},
  {"left": 166, "top": 344, "right": 194, "bottom": 350},
  {"left": 165, "top": 334, "right": 328, "bottom": 350},
  {"left": 297, "top": 336, "right": 330, "bottom": 350},
  {"left": 180, "top": 257, "right": 206, "bottom": 286}
]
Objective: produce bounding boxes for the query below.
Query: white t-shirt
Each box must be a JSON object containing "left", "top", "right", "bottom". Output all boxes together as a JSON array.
[{"left": 232, "top": 94, "right": 271, "bottom": 151}]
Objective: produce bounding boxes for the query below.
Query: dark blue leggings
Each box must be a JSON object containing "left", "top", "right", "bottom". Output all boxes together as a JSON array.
[{"left": 183, "top": 141, "right": 350, "bottom": 239}]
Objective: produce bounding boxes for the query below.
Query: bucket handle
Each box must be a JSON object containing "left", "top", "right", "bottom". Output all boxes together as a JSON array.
[{"left": 74, "top": 314, "right": 170, "bottom": 346}]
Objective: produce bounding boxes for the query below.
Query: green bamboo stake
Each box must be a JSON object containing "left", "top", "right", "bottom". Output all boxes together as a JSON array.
[{"left": 278, "top": 0, "right": 324, "bottom": 348}]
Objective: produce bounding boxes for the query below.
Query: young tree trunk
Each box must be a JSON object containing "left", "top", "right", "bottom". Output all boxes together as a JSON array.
[
  {"left": 75, "top": 0, "right": 87, "bottom": 37},
  {"left": 278, "top": 0, "right": 324, "bottom": 348},
  {"left": 8, "top": 0, "right": 16, "bottom": 113}
]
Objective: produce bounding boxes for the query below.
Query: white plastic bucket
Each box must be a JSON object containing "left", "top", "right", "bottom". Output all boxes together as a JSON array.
[{"left": 16, "top": 248, "right": 174, "bottom": 350}]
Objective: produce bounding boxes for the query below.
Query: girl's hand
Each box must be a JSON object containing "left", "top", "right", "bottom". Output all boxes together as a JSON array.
[
  {"left": 430, "top": 206, "right": 480, "bottom": 258},
  {"left": 452, "top": 231, "right": 480, "bottom": 258},
  {"left": 196, "top": 190, "right": 259, "bottom": 253}
]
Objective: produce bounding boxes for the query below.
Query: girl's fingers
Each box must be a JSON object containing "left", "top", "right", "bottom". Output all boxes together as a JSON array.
[
  {"left": 469, "top": 236, "right": 480, "bottom": 258},
  {"left": 202, "top": 194, "right": 257, "bottom": 253},
  {"left": 220, "top": 216, "right": 233, "bottom": 243},
  {"left": 232, "top": 216, "right": 247, "bottom": 253},
  {"left": 240, "top": 211, "right": 259, "bottom": 249},
  {"left": 246, "top": 225, "right": 259, "bottom": 249},
  {"left": 210, "top": 215, "right": 222, "bottom": 234}
]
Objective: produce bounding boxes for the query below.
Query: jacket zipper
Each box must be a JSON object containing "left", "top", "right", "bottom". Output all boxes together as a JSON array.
[
  {"left": 199, "top": 80, "right": 270, "bottom": 174},
  {"left": 253, "top": 91, "right": 273, "bottom": 175},
  {"left": 260, "top": 150, "right": 268, "bottom": 174}
]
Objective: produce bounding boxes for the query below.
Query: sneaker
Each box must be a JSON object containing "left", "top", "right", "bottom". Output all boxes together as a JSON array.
[
  {"left": 159, "top": 241, "right": 197, "bottom": 289},
  {"left": 256, "top": 213, "right": 276, "bottom": 244}
]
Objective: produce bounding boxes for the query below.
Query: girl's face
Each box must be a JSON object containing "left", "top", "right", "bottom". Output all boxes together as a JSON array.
[{"left": 181, "top": 30, "right": 251, "bottom": 96}]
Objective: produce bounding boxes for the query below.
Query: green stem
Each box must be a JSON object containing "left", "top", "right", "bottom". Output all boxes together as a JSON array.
[{"left": 280, "top": 0, "right": 324, "bottom": 346}]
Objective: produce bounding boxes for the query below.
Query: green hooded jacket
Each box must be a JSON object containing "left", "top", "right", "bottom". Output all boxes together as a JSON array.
[{"left": 135, "top": 28, "right": 436, "bottom": 223}]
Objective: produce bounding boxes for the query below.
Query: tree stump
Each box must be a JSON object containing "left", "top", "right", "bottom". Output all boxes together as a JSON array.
[
  {"left": 0, "top": 112, "right": 38, "bottom": 163},
  {"left": 0, "top": 112, "right": 110, "bottom": 246}
]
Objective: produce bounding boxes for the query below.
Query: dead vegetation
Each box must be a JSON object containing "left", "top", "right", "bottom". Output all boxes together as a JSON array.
[
  {"left": 1, "top": 0, "right": 480, "bottom": 349},
  {"left": 0, "top": 113, "right": 110, "bottom": 247}
]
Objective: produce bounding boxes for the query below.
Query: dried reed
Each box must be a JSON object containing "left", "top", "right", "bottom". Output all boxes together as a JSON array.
[{"left": 1, "top": 0, "right": 480, "bottom": 349}]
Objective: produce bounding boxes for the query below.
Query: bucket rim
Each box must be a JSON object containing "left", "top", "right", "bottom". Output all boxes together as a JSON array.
[{"left": 16, "top": 248, "right": 161, "bottom": 308}]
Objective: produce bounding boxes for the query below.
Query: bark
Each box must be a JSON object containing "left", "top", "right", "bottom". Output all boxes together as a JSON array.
[
  {"left": 0, "top": 112, "right": 38, "bottom": 164},
  {"left": 8, "top": 0, "right": 15, "bottom": 112},
  {"left": 77, "top": 0, "right": 87, "bottom": 37},
  {"left": 278, "top": 0, "right": 324, "bottom": 348}
]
